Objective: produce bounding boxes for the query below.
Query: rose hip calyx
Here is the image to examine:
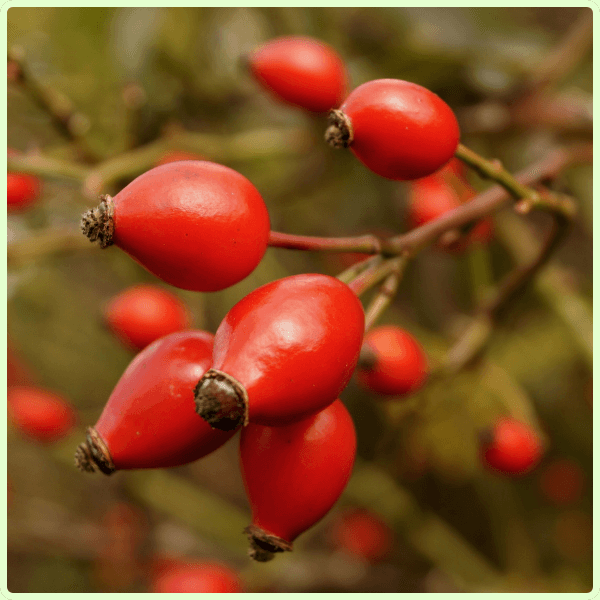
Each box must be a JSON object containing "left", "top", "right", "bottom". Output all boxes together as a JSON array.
[{"left": 194, "top": 369, "right": 249, "bottom": 431}]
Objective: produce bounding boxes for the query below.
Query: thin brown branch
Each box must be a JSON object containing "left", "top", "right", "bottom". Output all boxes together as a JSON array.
[
  {"left": 268, "top": 230, "right": 383, "bottom": 254},
  {"left": 347, "top": 255, "right": 407, "bottom": 297},
  {"left": 8, "top": 46, "right": 97, "bottom": 163},
  {"left": 388, "top": 143, "right": 591, "bottom": 257},
  {"left": 364, "top": 255, "right": 409, "bottom": 331},
  {"left": 336, "top": 254, "right": 382, "bottom": 285},
  {"left": 521, "top": 9, "right": 593, "bottom": 96},
  {"left": 441, "top": 210, "right": 570, "bottom": 375}
]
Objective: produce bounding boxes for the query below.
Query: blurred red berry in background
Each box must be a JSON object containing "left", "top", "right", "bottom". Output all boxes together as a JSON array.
[
  {"left": 103, "top": 284, "right": 192, "bottom": 351},
  {"left": 329, "top": 507, "right": 394, "bottom": 563},
  {"left": 8, "top": 385, "right": 77, "bottom": 444}
]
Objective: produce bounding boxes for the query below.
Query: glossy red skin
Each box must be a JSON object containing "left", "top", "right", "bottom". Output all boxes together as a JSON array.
[
  {"left": 330, "top": 508, "right": 394, "bottom": 562},
  {"left": 8, "top": 148, "right": 41, "bottom": 212},
  {"left": 112, "top": 161, "right": 270, "bottom": 292},
  {"left": 212, "top": 273, "right": 365, "bottom": 426},
  {"left": 104, "top": 284, "right": 192, "bottom": 351},
  {"left": 481, "top": 417, "right": 543, "bottom": 476},
  {"left": 94, "top": 330, "right": 235, "bottom": 470},
  {"left": 408, "top": 174, "right": 493, "bottom": 252},
  {"left": 356, "top": 326, "right": 428, "bottom": 397},
  {"left": 150, "top": 558, "right": 243, "bottom": 593},
  {"left": 340, "top": 79, "right": 460, "bottom": 180},
  {"left": 240, "top": 399, "right": 356, "bottom": 543},
  {"left": 249, "top": 36, "right": 347, "bottom": 113},
  {"left": 539, "top": 458, "right": 585, "bottom": 506},
  {"left": 8, "top": 386, "right": 77, "bottom": 443}
]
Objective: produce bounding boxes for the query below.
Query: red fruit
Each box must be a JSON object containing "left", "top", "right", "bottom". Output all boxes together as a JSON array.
[
  {"left": 8, "top": 386, "right": 77, "bottom": 443},
  {"left": 355, "top": 325, "right": 428, "bottom": 397},
  {"left": 408, "top": 174, "right": 462, "bottom": 229},
  {"left": 407, "top": 173, "right": 493, "bottom": 252},
  {"left": 480, "top": 417, "right": 543, "bottom": 476},
  {"left": 80, "top": 161, "right": 270, "bottom": 292},
  {"left": 441, "top": 157, "right": 468, "bottom": 180},
  {"left": 7, "top": 148, "right": 41, "bottom": 212},
  {"left": 149, "top": 557, "right": 243, "bottom": 593},
  {"left": 104, "top": 284, "right": 192, "bottom": 351},
  {"left": 248, "top": 36, "right": 347, "bottom": 113},
  {"left": 326, "top": 79, "right": 460, "bottom": 181},
  {"left": 329, "top": 508, "right": 394, "bottom": 563},
  {"left": 240, "top": 399, "right": 356, "bottom": 561},
  {"left": 75, "top": 330, "right": 235, "bottom": 474},
  {"left": 194, "top": 274, "right": 364, "bottom": 430},
  {"left": 539, "top": 458, "right": 585, "bottom": 506},
  {"left": 155, "top": 150, "right": 205, "bottom": 166}
]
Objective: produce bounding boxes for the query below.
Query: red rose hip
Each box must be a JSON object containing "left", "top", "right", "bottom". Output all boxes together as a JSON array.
[
  {"left": 80, "top": 161, "right": 270, "bottom": 292},
  {"left": 240, "top": 399, "right": 356, "bottom": 561},
  {"left": 104, "top": 284, "right": 192, "bottom": 351},
  {"left": 7, "top": 148, "right": 42, "bottom": 213},
  {"left": 329, "top": 507, "right": 394, "bottom": 563},
  {"left": 75, "top": 330, "right": 235, "bottom": 474},
  {"left": 356, "top": 325, "right": 428, "bottom": 397},
  {"left": 194, "top": 274, "right": 365, "bottom": 430},
  {"left": 326, "top": 79, "right": 460, "bottom": 180},
  {"left": 149, "top": 558, "right": 243, "bottom": 593},
  {"left": 480, "top": 417, "right": 543, "bottom": 476},
  {"left": 8, "top": 386, "right": 77, "bottom": 443},
  {"left": 248, "top": 36, "right": 347, "bottom": 113},
  {"left": 408, "top": 170, "right": 493, "bottom": 252}
]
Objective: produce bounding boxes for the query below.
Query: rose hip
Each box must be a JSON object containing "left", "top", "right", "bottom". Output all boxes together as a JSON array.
[
  {"left": 75, "top": 330, "right": 235, "bottom": 474},
  {"left": 240, "top": 399, "right": 356, "bottom": 561},
  {"left": 248, "top": 36, "right": 347, "bottom": 113},
  {"left": 103, "top": 284, "right": 192, "bottom": 351},
  {"left": 8, "top": 386, "right": 77, "bottom": 444},
  {"left": 194, "top": 273, "right": 364, "bottom": 430},
  {"left": 80, "top": 161, "right": 270, "bottom": 292},
  {"left": 356, "top": 325, "right": 428, "bottom": 397},
  {"left": 326, "top": 79, "right": 460, "bottom": 181}
]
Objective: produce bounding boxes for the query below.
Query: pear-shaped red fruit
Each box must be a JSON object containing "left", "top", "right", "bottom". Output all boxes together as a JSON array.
[
  {"left": 240, "top": 399, "right": 356, "bottom": 561},
  {"left": 194, "top": 274, "right": 364, "bottom": 430},
  {"left": 75, "top": 330, "right": 235, "bottom": 474},
  {"left": 80, "top": 161, "right": 270, "bottom": 292}
]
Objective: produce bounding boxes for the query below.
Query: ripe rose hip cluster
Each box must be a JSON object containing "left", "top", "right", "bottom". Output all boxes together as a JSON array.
[{"left": 64, "top": 34, "right": 544, "bottom": 562}]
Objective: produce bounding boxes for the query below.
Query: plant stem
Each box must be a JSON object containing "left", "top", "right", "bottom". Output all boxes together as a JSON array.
[
  {"left": 454, "top": 144, "right": 576, "bottom": 218},
  {"left": 8, "top": 229, "right": 96, "bottom": 267},
  {"left": 364, "top": 255, "right": 410, "bottom": 331},
  {"left": 441, "top": 213, "right": 569, "bottom": 375},
  {"left": 8, "top": 46, "right": 97, "bottom": 163},
  {"left": 336, "top": 254, "right": 382, "bottom": 285},
  {"left": 268, "top": 230, "right": 387, "bottom": 254},
  {"left": 7, "top": 153, "right": 90, "bottom": 182},
  {"left": 347, "top": 255, "right": 406, "bottom": 297},
  {"left": 494, "top": 210, "right": 593, "bottom": 369},
  {"left": 387, "top": 143, "right": 590, "bottom": 257},
  {"left": 83, "top": 126, "right": 313, "bottom": 196}
]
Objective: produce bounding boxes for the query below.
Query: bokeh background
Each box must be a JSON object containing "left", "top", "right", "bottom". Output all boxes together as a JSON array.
[{"left": 7, "top": 6, "right": 593, "bottom": 593}]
